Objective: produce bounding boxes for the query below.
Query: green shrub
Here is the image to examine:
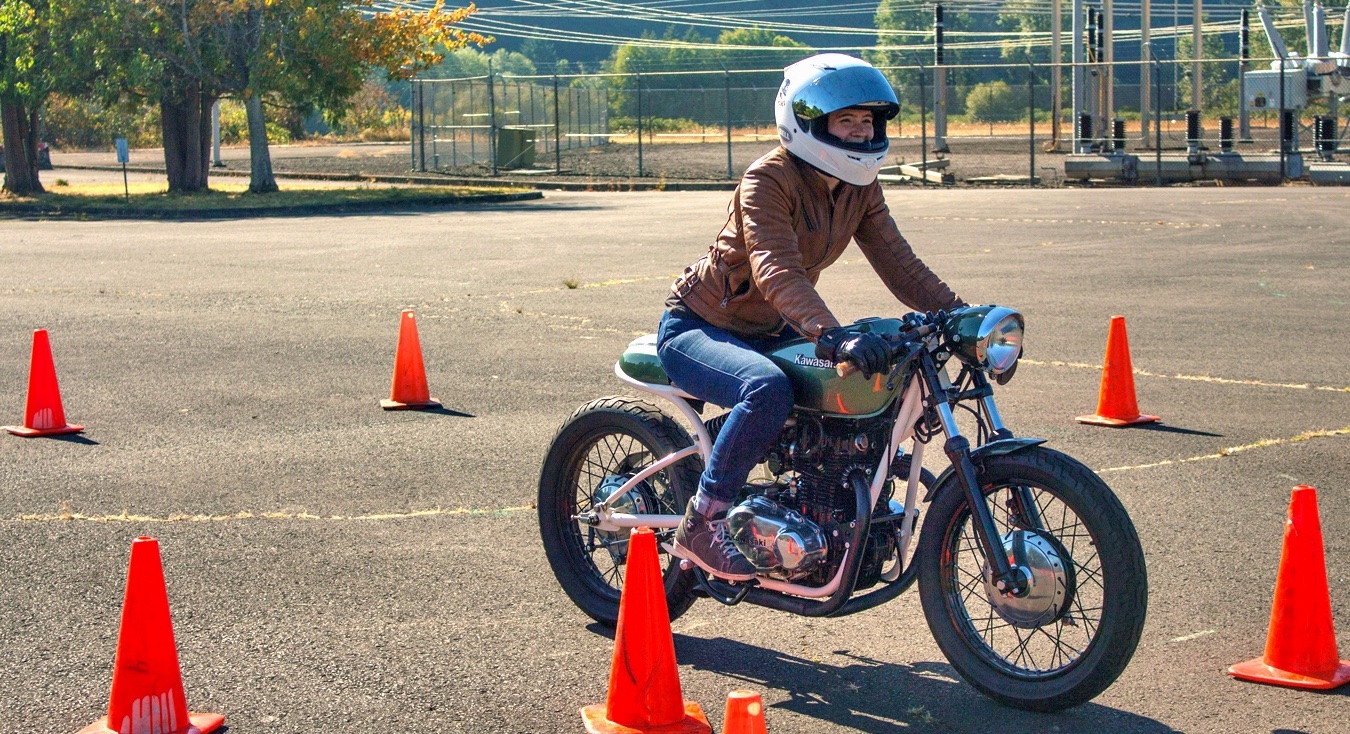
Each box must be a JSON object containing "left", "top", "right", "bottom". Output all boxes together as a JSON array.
[{"left": 965, "top": 81, "right": 1024, "bottom": 123}]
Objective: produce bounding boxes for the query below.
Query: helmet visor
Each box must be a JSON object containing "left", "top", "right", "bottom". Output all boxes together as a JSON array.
[{"left": 791, "top": 66, "right": 899, "bottom": 122}]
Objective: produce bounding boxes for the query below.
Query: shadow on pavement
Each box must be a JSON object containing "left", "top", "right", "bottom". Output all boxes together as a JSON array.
[
  {"left": 44, "top": 433, "right": 100, "bottom": 446},
  {"left": 673, "top": 635, "right": 1180, "bottom": 734},
  {"left": 1130, "top": 423, "right": 1224, "bottom": 437}
]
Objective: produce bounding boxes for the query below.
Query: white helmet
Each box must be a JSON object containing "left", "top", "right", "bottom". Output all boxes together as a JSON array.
[{"left": 775, "top": 54, "right": 899, "bottom": 186}]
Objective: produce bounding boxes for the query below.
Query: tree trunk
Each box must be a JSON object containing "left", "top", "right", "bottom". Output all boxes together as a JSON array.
[
  {"left": 161, "top": 82, "right": 215, "bottom": 193},
  {"left": 244, "top": 93, "right": 277, "bottom": 194},
  {"left": 1, "top": 96, "right": 45, "bottom": 196}
]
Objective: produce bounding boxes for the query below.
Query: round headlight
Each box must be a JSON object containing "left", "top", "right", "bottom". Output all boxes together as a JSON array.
[{"left": 977, "top": 308, "right": 1024, "bottom": 374}]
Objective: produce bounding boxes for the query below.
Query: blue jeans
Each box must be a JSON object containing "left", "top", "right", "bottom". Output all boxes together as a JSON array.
[{"left": 657, "top": 308, "right": 798, "bottom": 503}]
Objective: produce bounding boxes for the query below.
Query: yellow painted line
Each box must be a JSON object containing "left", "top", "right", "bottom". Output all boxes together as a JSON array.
[
  {"left": 1022, "top": 359, "right": 1349, "bottom": 393},
  {"left": 8, "top": 505, "right": 534, "bottom": 524},
  {"left": 12, "top": 430, "right": 1347, "bottom": 524},
  {"left": 1170, "top": 630, "right": 1216, "bottom": 643},
  {"left": 1098, "top": 427, "right": 1350, "bottom": 474},
  {"left": 916, "top": 215, "right": 1221, "bottom": 229}
]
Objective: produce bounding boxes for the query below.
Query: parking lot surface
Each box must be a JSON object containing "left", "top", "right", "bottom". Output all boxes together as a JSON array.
[{"left": 2, "top": 187, "right": 1347, "bottom": 733}]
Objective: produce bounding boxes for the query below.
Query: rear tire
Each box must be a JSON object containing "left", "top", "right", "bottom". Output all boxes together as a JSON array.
[
  {"left": 917, "top": 446, "right": 1147, "bottom": 711},
  {"left": 538, "top": 396, "right": 701, "bottom": 626}
]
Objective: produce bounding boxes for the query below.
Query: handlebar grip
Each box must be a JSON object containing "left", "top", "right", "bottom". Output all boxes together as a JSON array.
[{"left": 835, "top": 360, "right": 859, "bottom": 378}]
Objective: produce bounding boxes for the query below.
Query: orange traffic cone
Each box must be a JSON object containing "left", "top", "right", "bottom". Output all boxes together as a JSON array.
[
  {"left": 581, "top": 527, "right": 711, "bottom": 734},
  {"left": 722, "top": 690, "right": 768, "bottom": 734},
  {"left": 1076, "top": 315, "right": 1159, "bottom": 427},
  {"left": 78, "top": 537, "right": 224, "bottom": 734},
  {"left": 380, "top": 310, "right": 441, "bottom": 410},
  {"left": 4, "top": 329, "right": 84, "bottom": 437},
  {"left": 1228, "top": 486, "right": 1350, "bottom": 690}
]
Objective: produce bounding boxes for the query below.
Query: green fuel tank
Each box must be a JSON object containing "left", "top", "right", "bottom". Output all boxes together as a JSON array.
[
  {"left": 617, "top": 317, "right": 908, "bottom": 419},
  {"left": 764, "top": 317, "right": 907, "bottom": 418}
]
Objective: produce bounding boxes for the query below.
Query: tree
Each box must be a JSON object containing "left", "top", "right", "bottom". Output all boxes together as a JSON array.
[
  {"left": 603, "top": 26, "right": 808, "bottom": 121},
  {"left": 194, "top": 0, "right": 487, "bottom": 194},
  {"left": 1177, "top": 24, "right": 1232, "bottom": 108},
  {"left": 966, "top": 81, "right": 1023, "bottom": 122},
  {"left": 997, "top": 0, "right": 1051, "bottom": 66},
  {"left": 0, "top": 0, "right": 108, "bottom": 195}
]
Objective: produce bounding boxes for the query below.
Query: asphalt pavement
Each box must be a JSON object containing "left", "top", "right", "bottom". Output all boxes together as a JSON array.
[{"left": 1, "top": 186, "right": 1347, "bottom": 733}]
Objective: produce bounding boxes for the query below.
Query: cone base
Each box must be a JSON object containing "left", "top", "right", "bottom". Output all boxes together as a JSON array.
[
  {"left": 581, "top": 702, "right": 712, "bottom": 734},
  {"left": 1228, "top": 657, "right": 1350, "bottom": 690},
  {"left": 3, "top": 423, "right": 83, "bottom": 437},
  {"left": 1075, "top": 413, "right": 1159, "bottom": 427},
  {"left": 78, "top": 711, "right": 225, "bottom": 734},
  {"left": 380, "top": 398, "right": 441, "bottom": 411}
]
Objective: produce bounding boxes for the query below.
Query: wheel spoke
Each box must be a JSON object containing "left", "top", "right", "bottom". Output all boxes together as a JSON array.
[{"left": 941, "top": 478, "right": 1113, "bottom": 680}]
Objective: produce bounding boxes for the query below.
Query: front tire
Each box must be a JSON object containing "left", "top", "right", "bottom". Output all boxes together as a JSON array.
[
  {"left": 917, "top": 446, "right": 1147, "bottom": 711},
  {"left": 538, "top": 396, "right": 701, "bottom": 626}
]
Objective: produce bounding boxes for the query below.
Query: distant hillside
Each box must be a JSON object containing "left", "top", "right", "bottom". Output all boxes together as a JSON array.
[
  {"left": 452, "top": 0, "right": 1329, "bottom": 70},
  {"left": 456, "top": 0, "right": 883, "bottom": 66}
]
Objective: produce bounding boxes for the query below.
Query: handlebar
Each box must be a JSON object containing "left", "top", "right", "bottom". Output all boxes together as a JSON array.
[{"left": 833, "top": 322, "right": 939, "bottom": 378}]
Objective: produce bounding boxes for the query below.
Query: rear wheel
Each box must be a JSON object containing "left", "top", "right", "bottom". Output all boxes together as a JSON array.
[
  {"left": 538, "top": 396, "right": 701, "bottom": 626},
  {"left": 917, "top": 446, "right": 1147, "bottom": 711}
]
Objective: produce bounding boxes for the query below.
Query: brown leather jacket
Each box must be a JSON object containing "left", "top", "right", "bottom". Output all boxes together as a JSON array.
[{"left": 672, "top": 147, "right": 962, "bottom": 341}]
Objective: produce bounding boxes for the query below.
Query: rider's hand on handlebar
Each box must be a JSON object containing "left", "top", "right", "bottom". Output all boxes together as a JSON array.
[{"left": 816, "top": 328, "right": 890, "bottom": 378}]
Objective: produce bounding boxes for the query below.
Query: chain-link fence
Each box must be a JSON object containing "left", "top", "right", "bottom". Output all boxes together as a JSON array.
[
  {"left": 411, "top": 55, "right": 1347, "bottom": 185},
  {"left": 411, "top": 76, "right": 609, "bottom": 173}
]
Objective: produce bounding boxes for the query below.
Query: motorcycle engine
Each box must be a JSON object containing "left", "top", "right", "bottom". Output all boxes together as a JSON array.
[
  {"left": 763, "top": 413, "right": 897, "bottom": 587},
  {"left": 725, "top": 495, "right": 828, "bottom": 580}
]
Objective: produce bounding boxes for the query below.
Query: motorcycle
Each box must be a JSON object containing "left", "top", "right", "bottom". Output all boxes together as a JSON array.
[{"left": 538, "top": 305, "right": 1147, "bottom": 711}]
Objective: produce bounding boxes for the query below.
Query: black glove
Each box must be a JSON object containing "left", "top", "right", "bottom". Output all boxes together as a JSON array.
[{"left": 816, "top": 328, "right": 890, "bottom": 377}]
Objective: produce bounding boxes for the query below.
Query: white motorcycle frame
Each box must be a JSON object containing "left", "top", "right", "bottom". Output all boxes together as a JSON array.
[{"left": 591, "top": 361, "right": 932, "bottom": 599}]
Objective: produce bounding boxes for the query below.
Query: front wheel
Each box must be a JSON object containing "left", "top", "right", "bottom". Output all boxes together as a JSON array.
[
  {"left": 538, "top": 396, "right": 701, "bottom": 626},
  {"left": 917, "top": 446, "right": 1147, "bottom": 711}
]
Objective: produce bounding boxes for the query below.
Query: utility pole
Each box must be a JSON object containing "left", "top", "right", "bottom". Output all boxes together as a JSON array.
[
  {"left": 1104, "top": 0, "right": 1115, "bottom": 131},
  {"left": 1072, "top": 0, "right": 1085, "bottom": 152},
  {"left": 1192, "top": 0, "right": 1203, "bottom": 112},
  {"left": 1051, "top": 0, "right": 1063, "bottom": 151},
  {"left": 933, "top": 5, "right": 949, "bottom": 153},
  {"left": 1141, "top": 0, "right": 1152, "bottom": 146},
  {"left": 1239, "top": 8, "right": 1252, "bottom": 141}
]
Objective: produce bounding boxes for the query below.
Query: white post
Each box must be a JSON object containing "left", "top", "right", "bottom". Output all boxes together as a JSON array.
[
  {"left": 212, "top": 100, "right": 223, "bottom": 168},
  {"left": 1104, "top": 0, "right": 1115, "bottom": 133},
  {"left": 1192, "top": 0, "right": 1203, "bottom": 111},
  {"left": 1072, "top": 0, "right": 1085, "bottom": 152},
  {"left": 1141, "top": 0, "right": 1151, "bottom": 145},
  {"left": 1052, "top": 0, "right": 1063, "bottom": 150}
]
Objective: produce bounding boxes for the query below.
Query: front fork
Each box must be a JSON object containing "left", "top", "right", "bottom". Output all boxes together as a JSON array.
[{"left": 920, "top": 353, "right": 1033, "bottom": 597}]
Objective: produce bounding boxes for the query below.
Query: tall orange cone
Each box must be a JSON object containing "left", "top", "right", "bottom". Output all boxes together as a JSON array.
[
  {"left": 4, "top": 329, "right": 84, "bottom": 437},
  {"left": 78, "top": 537, "right": 224, "bottom": 734},
  {"left": 722, "top": 690, "right": 768, "bottom": 734},
  {"left": 581, "top": 527, "right": 711, "bottom": 734},
  {"left": 1228, "top": 486, "right": 1350, "bottom": 690},
  {"left": 380, "top": 310, "right": 441, "bottom": 410},
  {"left": 1076, "top": 315, "right": 1159, "bottom": 427}
]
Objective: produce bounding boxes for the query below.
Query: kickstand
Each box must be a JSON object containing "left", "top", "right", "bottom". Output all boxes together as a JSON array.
[{"left": 691, "top": 566, "right": 756, "bottom": 606}]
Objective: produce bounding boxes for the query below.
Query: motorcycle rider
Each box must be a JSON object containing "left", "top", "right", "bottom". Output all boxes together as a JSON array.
[{"left": 658, "top": 53, "right": 964, "bottom": 580}]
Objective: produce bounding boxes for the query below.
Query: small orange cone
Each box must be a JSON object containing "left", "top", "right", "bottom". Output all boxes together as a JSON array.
[
  {"left": 581, "top": 527, "right": 711, "bottom": 734},
  {"left": 722, "top": 690, "right": 768, "bottom": 734},
  {"left": 380, "top": 310, "right": 441, "bottom": 410},
  {"left": 4, "top": 329, "right": 84, "bottom": 437},
  {"left": 1228, "top": 486, "right": 1350, "bottom": 690},
  {"left": 78, "top": 537, "right": 224, "bottom": 734},
  {"left": 1076, "top": 315, "right": 1159, "bottom": 427}
]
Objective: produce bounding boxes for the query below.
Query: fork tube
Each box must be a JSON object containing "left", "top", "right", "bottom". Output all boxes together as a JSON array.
[{"left": 921, "top": 355, "right": 1021, "bottom": 593}]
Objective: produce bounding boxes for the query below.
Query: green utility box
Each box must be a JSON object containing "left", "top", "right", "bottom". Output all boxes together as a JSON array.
[{"left": 496, "top": 128, "right": 537, "bottom": 169}]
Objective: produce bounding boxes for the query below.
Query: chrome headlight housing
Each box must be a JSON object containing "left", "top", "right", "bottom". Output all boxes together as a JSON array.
[{"left": 944, "top": 305, "right": 1024, "bottom": 375}]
